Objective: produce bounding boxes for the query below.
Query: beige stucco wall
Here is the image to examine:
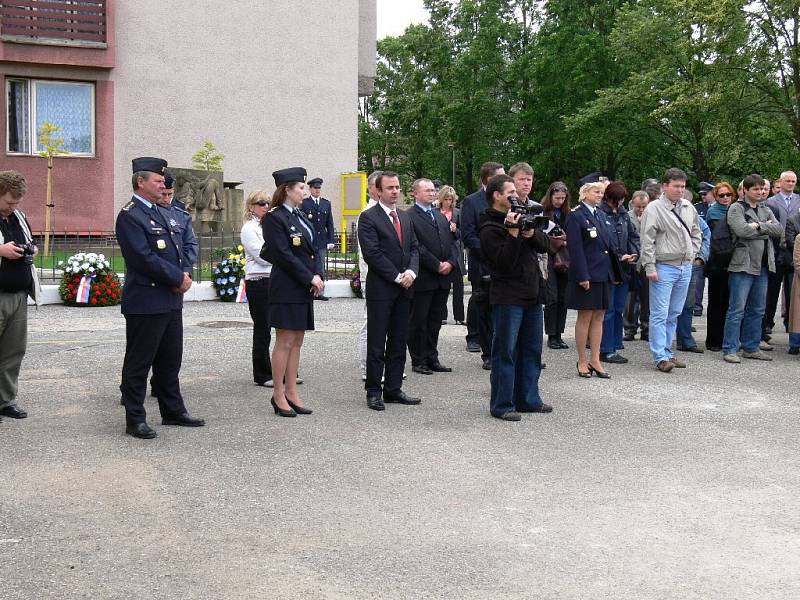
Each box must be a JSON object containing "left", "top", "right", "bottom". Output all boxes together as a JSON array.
[{"left": 112, "top": 0, "right": 373, "bottom": 230}]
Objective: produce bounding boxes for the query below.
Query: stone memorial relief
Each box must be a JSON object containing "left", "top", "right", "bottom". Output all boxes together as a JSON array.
[{"left": 170, "top": 168, "right": 243, "bottom": 233}]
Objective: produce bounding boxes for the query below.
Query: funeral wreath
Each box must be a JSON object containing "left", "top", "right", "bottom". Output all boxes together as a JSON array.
[
  {"left": 212, "top": 245, "right": 247, "bottom": 302},
  {"left": 57, "top": 252, "right": 122, "bottom": 307}
]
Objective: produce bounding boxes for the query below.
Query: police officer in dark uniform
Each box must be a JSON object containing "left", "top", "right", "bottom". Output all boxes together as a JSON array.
[
  {"left": 116, "top": 157, "right": 205, "bottom": 439},
  {"left": 301, "top": 177, "right": 335, "bottom": 300},
  {"left": 260, "top": 167, "right": 324, "bottom": 417}
]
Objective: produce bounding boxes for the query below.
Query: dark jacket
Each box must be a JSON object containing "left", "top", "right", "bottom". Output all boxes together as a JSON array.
[
  {"left": 597, "top": 202, "right": 640, "bottom": 283},
  {"left": 301, "top": 196, "right": 336, "bottom": 249},
  {"left": 261, "top": 205, "right": 323, "bottom": 304},
  {"left": 478, "top": 207, "right": 549, "bottom": 305},
  {"left": 565, "top": 203, "right": 616, "bottom": 284},
  {"left": 408, "top": 204, "right": 461, "bottom": 292},
  {"left": 357, "top": 202, "right": 420, "bottom": 301},
  {"left": 115, "top": 196, "right": 187, "bottom": 315},
  {"left": 166, "top": 201, "right": 198, "bottom": 274},
  {"left": 460, "top": 189, "right": 488, "bottom": 283}
]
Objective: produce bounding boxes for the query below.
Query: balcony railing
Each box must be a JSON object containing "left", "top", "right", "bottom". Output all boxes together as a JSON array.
[{"left": 0, "top": 0, "right": 107, "bottom": 47}]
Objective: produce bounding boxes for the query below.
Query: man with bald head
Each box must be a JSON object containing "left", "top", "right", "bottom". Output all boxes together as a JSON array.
[{"left": 764, "top": 170, "right": 800, "bottom": 338}]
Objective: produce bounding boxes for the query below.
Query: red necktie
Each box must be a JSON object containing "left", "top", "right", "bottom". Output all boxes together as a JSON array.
[{"left": 390, "top": 210, "right": 403, "bottom": 244}]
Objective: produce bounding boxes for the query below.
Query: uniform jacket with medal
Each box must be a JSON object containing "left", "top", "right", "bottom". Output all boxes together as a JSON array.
[
  {"left": 565, "top": 203, "right": 619, "bottom": 284},
  {"left": 301, "top": 196, "right": 336, "bottom": 249},
  {"left": 260, "top": 204, "right": 323, "bottom": 303},
  {"left": 115, "top": 195, "right": 187, "bottom": 315}
]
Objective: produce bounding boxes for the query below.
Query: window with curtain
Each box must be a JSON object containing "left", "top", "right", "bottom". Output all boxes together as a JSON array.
[{"left": 5, "top": 79, "right": 95, "bottom": 156}]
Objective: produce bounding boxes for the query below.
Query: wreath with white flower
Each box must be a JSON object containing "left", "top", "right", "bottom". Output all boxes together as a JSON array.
[
  {"left": 212, "top": 245, "right": 247, "bottom": 302},
  {"left": 57, "top": 252, "right": 122, "bottom": 306}
]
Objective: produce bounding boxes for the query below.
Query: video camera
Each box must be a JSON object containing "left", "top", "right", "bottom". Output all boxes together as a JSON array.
[{"left": 504, "top": 197, "right": 550, "bottom": 231}]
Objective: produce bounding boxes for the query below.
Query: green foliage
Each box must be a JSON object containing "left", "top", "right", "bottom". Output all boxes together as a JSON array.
[
  {"left": 359, "top": 0, "right": 800, "bottom": 195},
  {"left": 191, "top": 140, "right": 225, "bottom": 172},
  {"left": 37, "top": 121, "right": 68, "bottom": 159}
]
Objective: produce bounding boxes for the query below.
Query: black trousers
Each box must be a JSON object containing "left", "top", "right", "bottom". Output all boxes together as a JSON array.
[
  {"left": 245, "top": 277, "right": 273, "bottom": 383},
  {"left": 705, "top": 272, "right": 729, "bottom": 348},
  {"left": 544, "top": 267, "right": 568, "bottom": 337},
  {"left": 624, "top": 270, "right": 650, "bottom": 335},
  {"left": 121, "top": 311, "right": 186, "bottom": 425},
  {"left": 408, "top": 288, "right": 448, "bottom": 366},
  {"left": 366, "top": 295, "right": 410, "bottom": 398},
  {"left": 466, "top": 278, "right": 493, "bottom": 358},
  {"left": 764, "top": 263, "right": 793, "bottom": 333},
  {"left": 449, "top": 270, "right": 465, "bottom": 322}
]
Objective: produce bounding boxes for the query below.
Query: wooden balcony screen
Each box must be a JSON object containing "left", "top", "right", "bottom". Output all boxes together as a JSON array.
[{"left": 0, "top": 0, "right": 107, "bottom": 45}]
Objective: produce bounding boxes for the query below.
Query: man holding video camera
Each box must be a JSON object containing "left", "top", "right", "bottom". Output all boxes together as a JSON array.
[
  {"left": 0, "top": 170, "right": 40, "bottom": 425},
  {"left": 479, "top": 174, "right": 553, "bottom": 421}
]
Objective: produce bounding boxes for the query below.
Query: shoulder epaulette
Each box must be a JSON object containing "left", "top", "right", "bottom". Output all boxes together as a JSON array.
[
  {"left": 268, "top": 207, "right": 278, "bottom": 212},
  {"left": 121, "top": 201, "right": 135, "bottom": 211},
  {"left": 174, "top": 206, "right": 190, "bottom": 215}
]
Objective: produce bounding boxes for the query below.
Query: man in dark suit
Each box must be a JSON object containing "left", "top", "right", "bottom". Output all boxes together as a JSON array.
[
  {"left": 460, "top": 162, "right": 505, "bottom": 369},
  {"left": 301, "top": 177, "right": 335, "bottom": 300},
  {"left": 357, "top": 171, "right": 421, "bottom": 411},
  {"left": 115, "top": 157, "right": 205, "bottom": 439},
  {"left": 407, "top": 178, "right": 460, "bottom": 374},
  {"left": 764, "top": 170, "right": 800, "bottom": 338}
]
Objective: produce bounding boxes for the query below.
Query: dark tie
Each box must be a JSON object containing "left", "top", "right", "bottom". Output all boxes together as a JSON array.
[
  {"left": 427, "top": 208, "right": 436, "bottom": 225},
  {"left": 390, "top": 210, "right": 403, "bottom": 244}
]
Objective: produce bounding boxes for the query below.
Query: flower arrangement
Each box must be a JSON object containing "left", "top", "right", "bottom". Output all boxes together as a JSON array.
[
  {"left": 350, "top": 269, "right": 363, "bottom": 298},
  {"left": 212, "top": 245, "right": 247, "bottom": 301},
  {"left": 57, "top": 252, "right": 122, "bottom": 306}
]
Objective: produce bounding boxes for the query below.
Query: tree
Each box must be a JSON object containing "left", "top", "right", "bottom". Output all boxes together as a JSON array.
[
  {"left": 191, "top": 140, "right": 225, "bottom": 172},
  {"left": 38, "top": 121, "right": 69, "bottom": 256}
]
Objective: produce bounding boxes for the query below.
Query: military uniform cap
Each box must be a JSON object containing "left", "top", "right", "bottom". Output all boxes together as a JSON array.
[
  {"left": 132, "top": 157, "right": 168, "bottom": 174},
  {"left": 163, "top": 170, "right": 175, "bottom": 189},
  {"left": 578, "top": 171, "right": 603, "bottom": 186},
  {"left": 307, "top": 177, "right": 323, "bottom": 188},
  {"left": 272, "top": 167, "right": 307, "bottom": 187},
  {"left": 698, "top": 181, "right": 714, "bottom": 194}
]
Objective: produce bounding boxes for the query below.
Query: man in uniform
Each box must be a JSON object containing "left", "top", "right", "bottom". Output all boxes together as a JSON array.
[
  {"left": 116, "top": 157, "right": 205, "bottom": 439},
  {"left": 301, "top": 177, "right": 335, "bottom": 300}
]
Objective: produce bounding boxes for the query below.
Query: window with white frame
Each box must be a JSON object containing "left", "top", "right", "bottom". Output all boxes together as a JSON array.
[{"left": 6, "top": 79, "right": 95, "bottom": 156}]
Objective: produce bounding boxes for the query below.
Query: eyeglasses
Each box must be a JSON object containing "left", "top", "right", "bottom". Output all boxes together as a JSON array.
[
  {"left": 717, "top": 193, "right": 733, "bottom": 198},
  {"left": 254, "top": 201, "right": 268, "bottom": 207}
]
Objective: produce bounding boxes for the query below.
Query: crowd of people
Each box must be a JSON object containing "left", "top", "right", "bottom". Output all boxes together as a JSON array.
[{"left": 1, "top": 159, "right": 799, "bottom": 434}]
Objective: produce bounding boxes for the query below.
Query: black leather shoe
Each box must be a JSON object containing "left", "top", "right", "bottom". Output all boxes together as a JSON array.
[
  {"left": 270, "top": 397, "right": 296, "bottom": 417},
  {"left": 677, "top": 345, "right": 704, "bottom": 353},
  {"left": 412, "top": 364, "right": 433, "bottom": 375},
  {"left": 384, "top": 391, "right": 421, "bottom": 405},
  {"left": 427, "top": 362, "right": 452, "bottom": 372},
  {"left": 314, "top": 295, "right": 330, "bottom": 301},
  {"left": 466, "top": 342, "right": 481, "bottom": 353},
  {"left": 518, "top": 403, "right": 553, "bottom": 413},
  {"left": 547, "top": 337, "right": 561, "bottom": 350},
  {"left": 0, "top": 404, "right": 27, "bottom": 419},
  {"left": 789, "top": 347, "right": 800, "bottom": 355},
  {"left": 600, "top": 352, "right": 628, "bottom": 364},
  {"left": 556, "top": 338, "right": 569, "bottom": 349},
  {"left": 367, "top": 395, "right": 385, "bottom": 411},
  {"left": 588, "top": 364, "right": 611, "bottom": 379},
  {"left": 706, "top": 345, "right": 721, "bottom": 352},
  {"left": 623, "top": 332, "right": 635, "bottom": 342},
  {"left": 126, "top": 422, "right": 157, "bottom": 439},
  {"left": 640, "top": 334, "right": 649, "bottom": 342},
  {"left": 161, "top": 413, "right": 206, "bottom": 427},
  {"left": 492, "top": 411, "right": 521, "bottom": 421},
  {"left": 286, "top": 399, "right": 312, "bottom": 415},
  {"left": 482, "top": 358, "right": 492, "bottom": 371}
]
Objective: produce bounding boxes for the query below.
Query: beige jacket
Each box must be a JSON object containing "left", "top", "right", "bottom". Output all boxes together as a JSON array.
[{"left": 639, "top": 195, "right": 702, "bottom": 275}]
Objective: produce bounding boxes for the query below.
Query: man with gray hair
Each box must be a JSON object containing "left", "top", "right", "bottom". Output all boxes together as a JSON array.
[{"left": 0, "top": 170, "right": 40, "bottom": 424}]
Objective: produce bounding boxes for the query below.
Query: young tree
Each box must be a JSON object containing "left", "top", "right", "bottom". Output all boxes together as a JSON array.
[
  {"left": 38, "top": 121, "right": 69, "bottom": 256},
  {"left": 191, "top": 140, "right": 225, "bottom": 172}
]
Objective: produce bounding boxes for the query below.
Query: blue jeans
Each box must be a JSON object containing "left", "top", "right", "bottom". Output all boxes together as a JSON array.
[
  {"left": 648, "top": 263, "right": 692, "bottom": 363},
  {"left": 723, "top": 269, "right": 769, "bottom": 354},
  {"left": 676, "top": 263, "right": 703, "bottom": 348},
  {"left": 490, "top": 303, "right": 543, "bottom": 416},
  {"left": 600, "top": 282, "right": 628, "bottom": 353},
  {"left": 790, "top": 333, "right": 800, "bottom": 349}
]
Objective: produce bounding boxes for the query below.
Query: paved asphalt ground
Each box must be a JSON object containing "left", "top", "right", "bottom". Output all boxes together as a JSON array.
[{"left": 1, "top": 296, "right": 799, "bottom": 599}]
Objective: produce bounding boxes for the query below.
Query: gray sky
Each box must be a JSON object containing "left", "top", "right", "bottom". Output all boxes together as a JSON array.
[{"left": 377, "top": 0, "right": 430, "bottom": 39}]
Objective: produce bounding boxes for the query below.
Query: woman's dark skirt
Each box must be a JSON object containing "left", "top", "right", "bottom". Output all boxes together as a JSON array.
[
  {"left": 269, "top": 301, "right": 315, "bottom": 331},
  {"left": 566, "top": 279, "right": 611, "bottom": 310}
]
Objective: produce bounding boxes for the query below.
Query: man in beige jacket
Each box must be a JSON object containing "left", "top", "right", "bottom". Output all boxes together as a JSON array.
[{"left": 639, "top": 168, "right": 702, "bottom": 372}]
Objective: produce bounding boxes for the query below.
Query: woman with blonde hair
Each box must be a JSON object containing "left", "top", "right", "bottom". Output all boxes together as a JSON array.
[
  {"left": 437, "top": 185, "right": 465, "bottom": 324},
  {"left": 565, "top": 181, "right": 618, "bottom": 378},
  {"left": 240, "top": 190, "right": 274, "bottom": 386}
]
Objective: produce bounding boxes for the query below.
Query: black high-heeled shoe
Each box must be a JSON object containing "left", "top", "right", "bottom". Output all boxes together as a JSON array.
[
  {"left": 587, "top": 364, "right": 611, "bottom": 379},
  {"left": 286, "top": 399, "right": 312, "bottom": 415},
  {"left": 577, "top": 362, "right": 592, "bottom": 378},
  {"left": 271, "top": 397, "right": 297, "bottom": 417}
]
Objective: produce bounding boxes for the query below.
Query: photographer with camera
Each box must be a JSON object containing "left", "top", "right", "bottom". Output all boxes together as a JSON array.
[
  {"left": 0, "top": 170, "right": 40, "bottom": 424},
  {"left": 479, "top": 174, "right": 553, "bottom": 421}
]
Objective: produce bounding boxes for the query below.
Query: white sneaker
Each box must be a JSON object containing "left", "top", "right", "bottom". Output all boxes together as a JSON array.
[
  {"left": 265, "top": 379, "right": 274, "bottom": 388},
  {"left": 723, "top": 354, "right": 741, "bottom": 364}
]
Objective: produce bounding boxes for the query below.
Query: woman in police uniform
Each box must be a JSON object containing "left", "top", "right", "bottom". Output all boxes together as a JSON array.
[{"left": 260, "top": 167, "right": 324, "bottom": 417}]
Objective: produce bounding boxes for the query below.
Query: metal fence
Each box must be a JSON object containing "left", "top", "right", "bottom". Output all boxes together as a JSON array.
[{"left": 31, "top": 226, "right": 360, "bottom": 284}]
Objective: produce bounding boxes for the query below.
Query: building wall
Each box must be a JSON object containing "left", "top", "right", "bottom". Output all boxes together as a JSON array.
[{"left": 111, "top": 0, "right": 364, "bottom": 231}]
